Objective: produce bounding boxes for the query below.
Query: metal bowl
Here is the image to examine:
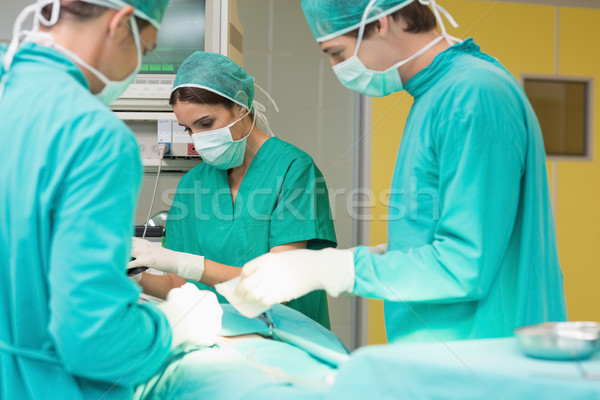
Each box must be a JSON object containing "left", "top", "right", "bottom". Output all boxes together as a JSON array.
[{"left": 515, "top": 322, "right": 600, "bottom": 361}]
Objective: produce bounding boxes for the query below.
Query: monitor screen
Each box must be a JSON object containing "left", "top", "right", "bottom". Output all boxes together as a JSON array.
[{"left": 140, "top": 0, "right": 205, "bottom": 75}]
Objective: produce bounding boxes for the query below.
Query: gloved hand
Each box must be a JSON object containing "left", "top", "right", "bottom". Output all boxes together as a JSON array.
[
  {"left": 129, "top": 272, "right": 142, "bottom": 284},
  {"left": 128, "top": 237, "right": 205, "bottom": 281},
  {"left": 215, "top": 276, "right": 271, "bottom": 318},
  {"left": 367, "top": 243, "right": 387, "bottom": 255},
  {"left": 158, "top": 283, "right": 223, "bottom": 349},
  {"left": 233, "top": 248, "right": 355, "bottom": 317}
]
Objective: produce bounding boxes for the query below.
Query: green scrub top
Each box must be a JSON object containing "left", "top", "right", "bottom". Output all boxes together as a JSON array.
[
  {"left": 166, "top": 137, "right": 337, "bottom": 328},
  {"left": 0, "top": 43, "right": 171, "bottom": 400},
  {"left": 352, "top": 39, "right": 567, "bottom": 343}
]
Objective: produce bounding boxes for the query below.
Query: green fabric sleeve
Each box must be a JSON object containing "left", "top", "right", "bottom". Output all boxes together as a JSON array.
[{"left": 269, "top": 158, "right": 337, "bottom": 250}]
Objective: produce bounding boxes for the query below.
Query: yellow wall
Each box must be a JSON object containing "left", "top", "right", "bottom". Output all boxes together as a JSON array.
[
  {"left": 368, "top": 1, "right": 600, "bottom": 344},
  {"left": 556, "top": 8, "right": 600, "bottom": 321},
  {"left": 368, "top": 90, "right": 413, "bottom": 344}
]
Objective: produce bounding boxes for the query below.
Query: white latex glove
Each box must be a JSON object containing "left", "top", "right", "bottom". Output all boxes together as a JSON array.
[
  {"left": 365, "top": 243, "right": 387, "bottom": 255},
  {"left": 158, "top": 283, "right": 223, "bottom": 349},
  {"left": 234, "top": 248, "right": 355, "bottom": 317},
  {"left": 215, "top": 276, "right": 271, "bottom": 318},
  {"left": 129, "top": 273, "right": 142, "bottom": 284},
  {"left": 128, "top": 237, "right": 205, "bottom": 281}
]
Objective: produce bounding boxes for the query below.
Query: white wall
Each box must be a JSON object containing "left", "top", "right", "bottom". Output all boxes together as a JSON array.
[{"left": 0, "top": 2, "right": 28, "bottom": 43}]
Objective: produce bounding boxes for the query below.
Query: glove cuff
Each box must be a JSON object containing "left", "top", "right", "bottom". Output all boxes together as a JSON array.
[
  {"left": 178, "top": 253, "right": 205, "bottom": 281},
  {"left": 317, "top": 248, "right": 355, "bottom": 297}
]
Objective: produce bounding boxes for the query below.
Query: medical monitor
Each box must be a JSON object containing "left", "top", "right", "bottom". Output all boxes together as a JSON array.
[{"left": 112, "top": 0, "right": 243, "bottom": 111}]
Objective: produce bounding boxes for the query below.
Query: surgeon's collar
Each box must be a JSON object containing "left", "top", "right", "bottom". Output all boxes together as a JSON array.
[{"left": 403, "top": 38, "right": 479, "bottom": 98}]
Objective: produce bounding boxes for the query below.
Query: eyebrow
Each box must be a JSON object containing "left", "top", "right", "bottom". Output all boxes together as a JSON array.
[
  {"left": 193, "top": 116, "right": 213, "bottom": 125},
  {"left": 321, "top": 45, "right": 342, "bottom": 55}
]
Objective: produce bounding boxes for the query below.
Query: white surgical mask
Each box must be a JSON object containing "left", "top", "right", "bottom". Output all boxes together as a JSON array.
[
  {"left": 333, "top": 36, "right": 444, "bottom": 97},
  {"left": 332, "top": 0, "right": 460, "bottom": 97},
  {"left": 191, "top": 108, "right": 255, "bottom": 170}
]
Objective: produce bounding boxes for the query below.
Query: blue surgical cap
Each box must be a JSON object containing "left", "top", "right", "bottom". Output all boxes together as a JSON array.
[
  {"left": 84, "top": 0, "right": 171, "bottom": 29},
  {"left": 301, "top": 0, "right": 415, "bottom": 42},
  {"left": 172, "top": 51, "right": 255, "bottom": 111}
]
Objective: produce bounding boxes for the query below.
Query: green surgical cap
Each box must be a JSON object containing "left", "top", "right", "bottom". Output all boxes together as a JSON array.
[
  {"left": 301, "top": 0, "right": 415, "bottom": 42},
  {"left": 83, "top": 0, "right": 171, "bottom": 28},
  {"left": 172, "top": 51, "right": 255, "bottom": 111}
]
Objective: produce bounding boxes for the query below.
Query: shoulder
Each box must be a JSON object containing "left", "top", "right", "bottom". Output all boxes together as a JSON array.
[
  {"left": 264, "top": 137, "right": 318, "bottom": 173},
  {"left": 442, "top": 52, "right": 524, "bottom": 113}
]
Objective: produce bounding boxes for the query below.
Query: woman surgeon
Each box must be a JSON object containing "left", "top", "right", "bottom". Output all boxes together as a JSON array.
[{"left": 129, "top": 51, "right": 336, "bottom": 328}]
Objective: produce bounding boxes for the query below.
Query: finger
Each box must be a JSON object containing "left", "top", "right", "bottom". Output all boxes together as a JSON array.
[
  {"left": 240, "top": 258, "right": 261, "bottom": 278},
  {"left": 127, "top": 258, "right": 144, "bottom": 269},
  {"left": 130, "top": 242, "right": 147, "bottom": 258},
  {"left": 260, "top": 294, "right": 285, "bottom": 307},
  {"left": 234, "top": 279, "right": 250, "bottom": 298},
  {"left": 131, "top": 237, "right": 146, "bottom": 247},
  {"left": 245, "top": 285, "right": 273, "bottom": 304},
  {"left": 241, "top": 252, "right": 275, "bottom": 278},
  {"left": 235, "top": 273, "right": 264, "bottom": 298}
]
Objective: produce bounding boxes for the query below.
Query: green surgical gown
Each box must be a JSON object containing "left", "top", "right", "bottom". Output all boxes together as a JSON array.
[
  {"left": 352, "top": 39, "right": 567, "bottom": 343},
  {"left": 0, "top": 43, "right": 171, "bottom": 399},
  {"left": 165, "top": 137, "right": 336, "bottom": 328}
]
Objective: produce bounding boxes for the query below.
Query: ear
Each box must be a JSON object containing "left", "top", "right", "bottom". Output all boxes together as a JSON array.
[
  {"left": 107, "top": 6, "right": 135, "bottom": 39},
  {"left": 377, "top": 15, "right": 390, "bottom": 38}
]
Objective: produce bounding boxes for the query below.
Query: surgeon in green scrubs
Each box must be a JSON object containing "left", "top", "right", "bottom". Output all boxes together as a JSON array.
[
  {"left": 130, "top": 51, "right": 336, "bottom": 328},
  {"left": 233, "top": 0, "right": 567, "bottom": 343}
]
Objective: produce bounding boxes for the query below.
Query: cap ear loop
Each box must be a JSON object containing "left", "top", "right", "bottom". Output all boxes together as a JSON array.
[
  {"left": 418, "top": 0, "right": 461, "bottom": 44},
  {"left": 252, "top": 83, "right": 280, "bottom": 137},
  {"left": 354, "top": 0, "right": 379, "bottom": 57}
]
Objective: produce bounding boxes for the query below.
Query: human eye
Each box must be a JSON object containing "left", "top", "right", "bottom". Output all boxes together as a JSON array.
[{"left": 199, "top": 120, "right": 214, "bottom": 129}]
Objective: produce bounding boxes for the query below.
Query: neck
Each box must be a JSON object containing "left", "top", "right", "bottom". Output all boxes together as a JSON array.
[
  {"left": 397, "top": 31, "right": 450, "bottom": 84},
  {"left": 40, "top": 22, "right": 106, "bottom": 93}
]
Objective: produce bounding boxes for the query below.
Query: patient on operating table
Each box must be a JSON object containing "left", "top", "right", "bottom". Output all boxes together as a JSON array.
[{"left": 134, "top": 297, "right": 349, "bottom": 400}]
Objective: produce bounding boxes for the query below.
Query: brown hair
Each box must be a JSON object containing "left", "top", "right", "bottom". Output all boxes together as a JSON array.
[
  {"left": 345, "top": 2, "right": 437, "bottom": 39},
  {"left": 41, "top": 1, "right": 152, "bottom": 31},
  {"left": 169, "top": 87, "right": 236, "bottom": 109}
]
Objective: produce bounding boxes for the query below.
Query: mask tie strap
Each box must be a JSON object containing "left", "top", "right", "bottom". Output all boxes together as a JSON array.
[
  {"left": 390, "top": 35, "right": 444, "bottom": 70},
  {"left": 36, "top": 0, "right": 61, "bottom": 27},
  {"left": 4, "top": 4, "right": 40, "bottom": 73}
]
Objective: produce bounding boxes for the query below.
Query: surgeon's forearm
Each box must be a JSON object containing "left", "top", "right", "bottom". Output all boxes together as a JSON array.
[
  {"left": 200, "top": 260, "right": 242, "bottom": 287},
  {"left": 139, "top": 273, "right": 187, "bottom": 299},
  {"left": 200, "top": 241, "right": 308, "bottom": 287}
]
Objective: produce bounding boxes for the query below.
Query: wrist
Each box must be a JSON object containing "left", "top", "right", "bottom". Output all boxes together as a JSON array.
[
  {"left": 316, "top": 248, "right": 355, "bottom": 297},
  {"left": 177, "top": 252, "right": 205, "bottom": 281}
]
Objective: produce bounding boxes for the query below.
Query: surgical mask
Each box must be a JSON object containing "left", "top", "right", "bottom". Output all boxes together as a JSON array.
[
  {"left": 1, "top": 2, "right": 142, "bottom": 106},
  {"left": 332, "top": 0, "right": 459, "bottom": 97},
  {"left": 192, "top": 108, "right": 255, "bottom": 170},
  {"left": 333, "top": 36, "right": 444, "bottom": 97}
]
